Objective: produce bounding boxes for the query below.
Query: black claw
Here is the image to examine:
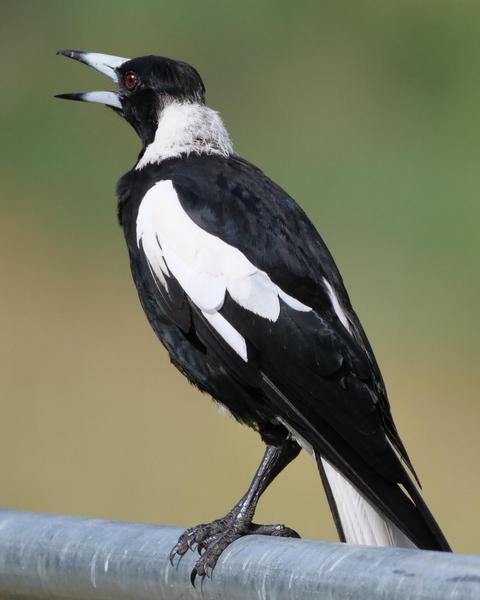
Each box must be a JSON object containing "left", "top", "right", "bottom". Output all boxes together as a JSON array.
[{"left": 173, "top": 517, "right": 298, "bottom": 584}]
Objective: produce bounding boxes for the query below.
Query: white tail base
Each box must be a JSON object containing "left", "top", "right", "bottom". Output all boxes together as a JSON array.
[{"left": 321, "top": 458, "right": 416, "bottom": 548}]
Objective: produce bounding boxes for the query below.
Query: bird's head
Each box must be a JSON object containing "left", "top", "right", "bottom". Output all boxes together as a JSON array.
[{"left": 56, "top": 50, "right": 206, "bottom": 147}]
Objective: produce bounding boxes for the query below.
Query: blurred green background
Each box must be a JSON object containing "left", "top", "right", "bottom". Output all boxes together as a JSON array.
[{"left": 1, "top": 1, "right": 479, "bottom": 554}]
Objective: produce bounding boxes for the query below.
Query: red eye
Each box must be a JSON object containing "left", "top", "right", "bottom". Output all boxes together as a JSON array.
[{"left": 124, "top": 71, "right": 138, "bottom": 90}]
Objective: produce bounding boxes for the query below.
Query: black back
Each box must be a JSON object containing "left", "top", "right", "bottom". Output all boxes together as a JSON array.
[{"left": 118, "top": 153, "right": 450, "bottom": 551}]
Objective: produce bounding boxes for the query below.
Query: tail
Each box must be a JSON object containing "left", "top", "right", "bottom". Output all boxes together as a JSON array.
[{"left": 317, "top": 455, "right": 450, "bottom": 550}]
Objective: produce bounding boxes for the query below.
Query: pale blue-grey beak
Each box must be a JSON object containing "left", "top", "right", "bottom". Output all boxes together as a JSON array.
[{"left": 56, "top": 49, "right": 130, "bottom": 110}]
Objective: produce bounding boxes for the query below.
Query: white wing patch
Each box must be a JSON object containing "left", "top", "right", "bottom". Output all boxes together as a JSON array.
[
  {"left": 202, "top": 311, "right": 247, "bottom": 361},
  {"left": 136, "top": 180, "right": 311, "bottom": 361}
]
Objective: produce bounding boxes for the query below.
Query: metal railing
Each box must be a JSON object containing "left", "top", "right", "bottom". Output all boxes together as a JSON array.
[{"left": 0, "top": 509, "right": 478, "bottom": 599}]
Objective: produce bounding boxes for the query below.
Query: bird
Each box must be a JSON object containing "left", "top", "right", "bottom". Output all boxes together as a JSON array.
[{"left": 56, "top": 49, "right": 451, "bottom": 582}]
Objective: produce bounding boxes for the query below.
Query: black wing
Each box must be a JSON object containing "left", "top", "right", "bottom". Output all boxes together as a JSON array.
[{"left": 120, "top": 154, "right": 450, "bottom": 551}]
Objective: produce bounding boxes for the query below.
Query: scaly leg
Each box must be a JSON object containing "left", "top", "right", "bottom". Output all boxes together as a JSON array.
[{"left": 170, "top": 441, "right": 301, "bottom": 583}]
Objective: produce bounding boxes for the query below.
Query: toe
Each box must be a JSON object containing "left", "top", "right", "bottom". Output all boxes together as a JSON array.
[{"left": 249, "top": 523, "right": 301, "bottom": 538}]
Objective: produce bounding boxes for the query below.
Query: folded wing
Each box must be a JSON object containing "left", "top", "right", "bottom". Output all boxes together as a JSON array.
[{"left": 134, "top": 156, "right": 450, "bottom": 551}]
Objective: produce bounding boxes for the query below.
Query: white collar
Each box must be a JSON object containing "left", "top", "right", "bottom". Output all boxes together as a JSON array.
[{"left": 136, "top": 101, "right": 233, "bottom": 169}]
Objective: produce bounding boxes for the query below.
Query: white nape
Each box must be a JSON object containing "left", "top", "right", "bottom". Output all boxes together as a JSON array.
[
  {"left": 136, "top": 101, "right": 234, "bottom": 169},
  {"left": 323, "top": 277, "right": 352, "bottom": 333},
  {"left": 136, "top": 180, "right": 311, "bottom": 361}
]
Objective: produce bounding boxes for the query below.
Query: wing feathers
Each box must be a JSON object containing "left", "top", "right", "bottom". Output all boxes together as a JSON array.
[
  {"left": 261, "top": 373, "right": 450, "bottom": 551},
  {"left": 136, "top": 179, "right": 312, "bottom": 358},
  {"left": 320, "top": 457, "right": 416, "bottom": 547},
  {"left": 128, "top": 159, "right": 450, "bottom": 553},
  {"left": 202, "top": 310, "right": 248, "bottom": 362}
]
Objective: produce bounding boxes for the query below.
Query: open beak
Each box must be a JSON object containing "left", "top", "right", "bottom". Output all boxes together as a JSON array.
[{"left": 55, "top": 49, "right": 130, "bottom": 110}]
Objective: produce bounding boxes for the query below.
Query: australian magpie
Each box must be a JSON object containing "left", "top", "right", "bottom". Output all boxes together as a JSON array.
[{"left": 57, "top": 49, "right": 451, "bottom": 581}]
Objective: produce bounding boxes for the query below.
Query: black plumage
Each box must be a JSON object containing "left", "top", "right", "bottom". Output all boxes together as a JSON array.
[
  {"left": 118, "top": 154, "right": 448, "bottom": 549},
  {"left": 57, "top": 50, "right": 450, "bottom": 581}
]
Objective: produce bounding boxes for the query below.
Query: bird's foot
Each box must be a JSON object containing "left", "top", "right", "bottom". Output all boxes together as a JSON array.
[{"left": 170, "top": 515, "right": 300, "bottom": 585}]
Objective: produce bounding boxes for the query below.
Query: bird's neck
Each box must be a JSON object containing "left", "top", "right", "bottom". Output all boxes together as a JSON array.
[{"left": 136, "top": 101, "right": 233, "bottom": 169}]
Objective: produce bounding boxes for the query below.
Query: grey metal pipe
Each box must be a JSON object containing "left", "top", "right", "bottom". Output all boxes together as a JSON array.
[{"left": 0, "top": 510, "right": 478, "bottom": 600}]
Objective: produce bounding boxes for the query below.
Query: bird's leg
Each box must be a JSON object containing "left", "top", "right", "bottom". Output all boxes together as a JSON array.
[{"left": 170, "top": 440, "right": 301, "bottom": 582}]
